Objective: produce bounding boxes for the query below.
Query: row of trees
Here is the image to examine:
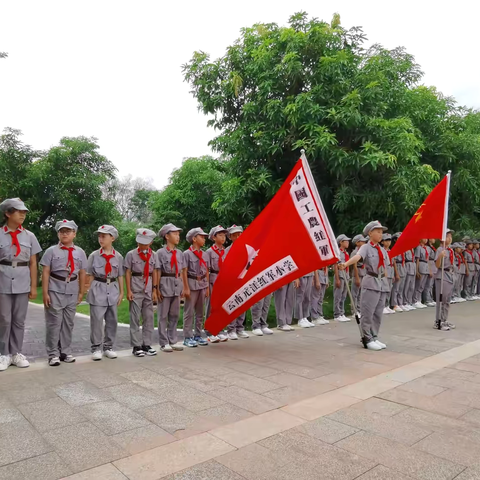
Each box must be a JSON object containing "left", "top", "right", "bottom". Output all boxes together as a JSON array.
[{"left": 2, "top": 12, "right": 480, "bottom": 254}]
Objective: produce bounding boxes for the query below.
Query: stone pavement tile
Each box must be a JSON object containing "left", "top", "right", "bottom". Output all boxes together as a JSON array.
[
  {"left": 111, "top": 424, "right": 176, "bottom": 455},
  {"left": 339, "top": 377, "right": 403, "bottom": 400},
  {"left": 460, "top": 354, "right": 480, "bottom": 366},
  {"left": 18, "top": 397, "right": 87, "bottom": 433},
  {"left": 314, "top": 370, "right": 381, "bottom": 388},
  {"left": 263, "top": 384, "right": 335, "bottom": 404},
  {"left": 43, "top": 422, "right": 127, "bottom": 474},
  {"left": 54, "top": 381, "right": 113, "bottom": 407},
  {"left": 220, "top": 371, "right": 280, "bottom": 394},
  {"left": 113, "top": 432, "right": 235, "bottom": 480},
  {"left": 451, "top": 362, "right": 480, "bottom": 374},
  {"left": 355, "top": 464, "right": 416, "bottom": 479},
  {"left": 78, "top": 401, "right": 152, "bottom": 435},
  {"left": 461, "top": 408, "right": 480, "bottom": 427},
  {"left": 427, "top": 367, "right": 477, "bottom": 380},
  {"left": 208, "top": 386, "right": 283, "bottom": 414},
  {"left": 0, "top": 420, "right": 53, "bottom": 467},
  {"left": 282, "top": 390, "right": 361, "bottom": 421},
  {"left": 294, "top": 417, "right": 359, "bottom": 444},
  {"left": 384, "top": 364, "right": 436, "bottom": 384},
  {"left": 327, "top": 406, "right": 431, "bottom": 445},
  {"left": 0, "top": 452, "right": 72, "bottom": 480},
  {"left": 337, "top": 430, "right": 465, "bottom": 480},
  {"left": 454, "top": 466, "right": 480, "bottom": 480},
  {"left": 60, "top": 463, "right": 128, "bottom": 480},
  {"left": 120, "top": 369, "right": 178, "bottom": 392},
  {"left": 164, "top": 383, "right": 227, "bottom": 412},
  {"left": 222, "top": 360, "right": 280, "bottom": 378},
  {"left": 0, "top": 407, "right": 24, "bottom": 425},
  {"left": 396, "top": 378, "right": 447, "bottom": 397},
  {"left": 4, "top": 380, "right": 57, "bottom": 406},
  {"left": 258, "top": 429, "right": 376, "bottom": 480},
  {"left": 378, "top": 388, "right": 473, "bottom": 418},
  {"left": 266, "top": 372, "right": 339, "bottom": 394},
  {"left": 350, "top": 397, "right": 410, "bottom": 417},
  {"left": 415, "top": 431, "right": 480, "bottom": 467},
  {"left": 161, "top": 368, "right": 226, "bottom": 392},
  {"left": 8, "top": 369, "right": 83, "bottom": 387},
  {"left": 350, "top": 352, "right": 424, "bottom": 368},
  {"left": 163, "top": 459, "right": 245, "bottom": 480},
  {"left": 434, "top": 388, "right": 480, "bottom": 409},
  {"left": 276, "top": 362, "right": 333, "bottom": 379},
  {"left": 210, "top": 409, "right": 305, "bottom": 448},
  {"left": 74, "top": 369, "right": 129, "bottom": 389},
  {"left": 198, "top": 403, "right": 253, "bottom": 426},
  {"left": 424, "top": 375, "right": 480, "bottom": 393},
  {"left": 103, "top": 383, "right": 167, "bottom": 410}
]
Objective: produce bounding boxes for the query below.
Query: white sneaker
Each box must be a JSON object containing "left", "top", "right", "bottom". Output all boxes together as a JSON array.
[
  {"left": 313, "top": 318, "right": 329, "bottom": 325},
  {"left": 342, "top": 315, "right": 351, "bottom": 322},
  {"left": 237, "top": 331, "right": 249, "bottom": 338},
  {"left": 11, "top": 353, "right": 29, "bottom": 368},
  {"left": 262, "top": 327, "right": 273, "bottom": 335},
  {"left": 252, "top": 328, "right": 264, "bottom": 336},
  {"left": 227, "top": 332, "right": 239, "bottom": 340},
  {"left": 92, "top": 350, "right": 103, "bottom": 361},
  {"left": 414, "top": 302, "right": 424, "bottom": 309},
  {"left": 405, "top": 304, "right": 414, "bottom": 310},
  {"left": 335, "top": 316, "right": 349, "bottom": 322},
  {"left": 0, "top": 355, "right": 9, "bottom": 371},
  {"left": 393, "top": 305, "right": 403, "bottom": 313},
  {"left": 383, "top": 307, "right": 390, "bottom": 314},
  {"left": 277, "top": 325, "right": 291, "bottom": 331},
  {"left": 459, "top": 297, "right": 467, "bottom": 303},
  {"left": 426, "top": 302, "right": 436, "bottom": 307},
  {"left": 306, "top": 319, "right": 315, "bottom": 327},
  {"left": 207, "top": 335, "right": 220, "bottom": 343},
  {"left": 366, "top": 341, "right": 382, "bottom": 351},
  {"left": 161, "top": 345, "right": 173, "bottom": 353},
  {"left": 104, "top": 349, "right": 118, "bottom": 358},
  {"left": 218, "top": 333, "right": 229, "bottom": 342},
  {"left": 375, "top": 340, "right": 387, "bottom": 349},
  {"left": 387, "top": 307, "right": 395, "bottom": 314},
  {"left": 171, "top": 342, "right": 184, "bottom": 351},
  {"left": 298, "top": 318, "right": 311, "bottom": 328}
]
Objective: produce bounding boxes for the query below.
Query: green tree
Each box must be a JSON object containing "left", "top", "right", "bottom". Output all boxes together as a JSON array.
[{"left": 183, "top": 12, "right": 480, "bottom": 235}]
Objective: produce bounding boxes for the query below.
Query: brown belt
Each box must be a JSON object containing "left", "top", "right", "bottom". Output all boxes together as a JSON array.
[
  {"left": 132, "top": 272, "right": 152, "bottom": 277},
  {"left": 210, "top": 269, "right": 220, "bottom": 274},
  {"left": 187, "top": 273, "right": 206, "bottom": 281},
  {"left": 160, "top": 272, "right": 177, "bottom": 278},
  {"left": 50, "top": 272, "right": 78, "bottom": 282},
  {"left": 94, "top": 277, "right": 117, "bottom": 284},
  {"left": 0, "top": 260, "right": 29, "bottom": 267},
  {"left": 367, "top": 272, "right": 383, "bottom": 279}
]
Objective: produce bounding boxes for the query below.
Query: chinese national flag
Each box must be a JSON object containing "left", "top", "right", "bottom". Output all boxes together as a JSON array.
[
  {"left": 205, "top": 152, "right": 341, "bottom": 335},
  {"left": 388, "top": 172, "right": 451, "bottom": 260}
]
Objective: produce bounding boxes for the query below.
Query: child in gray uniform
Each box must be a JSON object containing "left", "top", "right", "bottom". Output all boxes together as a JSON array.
[
  {"left": 381, "top": 233, "right": 395, "bottom": 315},
  {"left": 435, "top": 229, "right": 456, "bottom": 330},
  {"left": 295, "top": 272, "right": 315, "bottom": 328},
  {"left": 339, "top": 221, "right": 390, "bottom": 351},
  {"left": 275, "top": 279, "right": 299, "bottom": 331},
  {"left": 351, "top": 235, "right": 367, "bottom": 316},
  {"left": 0, "top": 198, "right": 42, "bottom": 371},
  {"left": 183, "top": 228, "right": 209, "bottom": 347},
  {"left": 334, "top": 234, "right": 351, "bottom": 322},
  {"left": 251, "top": 294, "right": 274, "bottom": 336},
  {"left": 125, "top": 229, "right": 159, "bottom": 357},
  {"left": 463, "top": 240, "right": 476, "bottom": 300},
  {"left": 391, "top": 232, "right": 406, "bottom": 312},
  {"left": 412, "top": 239, "right": 430, "bottom": 309},
  {"left": 403, "top": 248, "right": 416, "bottom": 311},
  {"left": 424, "top": 239, "right": 437, "bottom": 307},
  {"left": 86, "top": 225, "right": 124, "bottom": 361},
  {"left": 310, "top": 267, "right": 329, "bottom": 325},
  {"left": 156, "top": 223, "right": 186, "bottom": 353},
  {"left": 41, "top": 220, "right": 87, "bottom": 366}
]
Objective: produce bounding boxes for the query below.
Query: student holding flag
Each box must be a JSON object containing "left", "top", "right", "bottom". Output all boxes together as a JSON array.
[{"left": 435, "top": 229, "right": 456, "bottom": 330}]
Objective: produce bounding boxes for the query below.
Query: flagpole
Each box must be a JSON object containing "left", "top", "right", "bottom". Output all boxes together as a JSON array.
[
  {"left": 438, "top": 171, "right": 452, "bottom": 329},
  {"left": 342, "top": 269, "right": 366, "bottom": 347}
]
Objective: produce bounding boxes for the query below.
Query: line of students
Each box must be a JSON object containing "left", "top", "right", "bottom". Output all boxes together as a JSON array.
[{"left": 0, "top": 195, "right": 474, "bottom": 370}]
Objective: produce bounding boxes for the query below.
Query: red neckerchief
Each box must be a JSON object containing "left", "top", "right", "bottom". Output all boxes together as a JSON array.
[
  {"left": 370, "top": 242, "right": 385, "bottom": 269},
  {"left": 455, "top": 252, "right": 462, "bottom": 267},
  {"left": 421, "top": 245, "right": 429, "bottom": 261},
  {"left": 447, "top": 248, "right": 454, "bottom": 265},
  {"left": 5, "top": 226, "right": 23, "bottom": 257},
  {"left": 60, "top": 245, "right": 75, "bottom": 273},
  {"left": 167, "top": 246, "right": 178, "bottom": 277},
  {"left": 340, "top": 248, "right": 350, "bottom": 262},
  {"left": 429, "top": 244, "right": 437, "bottom": 252},
  {"left": 100, "top": 248, "right": 116, "bottom": 277},
  {"left": 324, "top": 267, "right": 328, "bottom": 274},
  {"left": 189, "top": 246, "right": 207, "bottom": 269},
  {"left": 465, "top": 249, "right": 474, "bottom": 261},
  {"left": 137, "top": 247, "right": 152, "bottom": 290},
  {"left": 211, "top": 244, "right": 225, "bottom": 268},
  {"left": 401, "top": 253, "right": 405, "bottom": 266}
]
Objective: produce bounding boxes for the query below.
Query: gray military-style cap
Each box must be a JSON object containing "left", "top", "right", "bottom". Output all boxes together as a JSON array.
[
  {"left": 135, "top": 228, "right": 156, "bottom": 245},
  {"left": 227, "top": 224, "right": 243, "bottom": 238},
  {"left": 158, "top": 223, "right": 182, "bottom": 238},
  {"left": 382, "top": 233, "right": 392, "bottom": 241},
  {"left": 392, "top": 232, "right": 402, "bottom": 240},
  {"left": 352, "top": 234, "right": 366, "bottom": 245},
  {"left": 464, "top": 238, "right": 474, "bottom": 245},
  {"left": 363, "top": 220, "right": 388, "bottom": 237},
  {"left": 446, "top": 228, "right": 454, "bottom": 234},
  {"left": 186, "top": 227, "right": 208, "bottom": 244},
  {"left": 55, "top": 219, "right": 78, "bottom": 232},
  {"left": 95, "top": 224, "right": 119, "bottom": 239},
  {"left": 451, "top": 242, "right": 460, "bottom": 249},
  {"left": 0, "top": 198, "right": 29, "bottom": 212},
  {"left": 208, "top": 225, "right": 228, "bottom": 241},
  {"left": 336, "top": 234, "right": 351, "bottom": 244}
]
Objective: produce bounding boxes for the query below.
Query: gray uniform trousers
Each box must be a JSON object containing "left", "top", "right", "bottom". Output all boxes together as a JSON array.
[
  {"left": 464, "top": 273, "right": 475, "bottom": 297},
  {"left": 90, "top": 305, "right": 118, "bottom": 352},
  {"left": 435, "top": 278, "right": 453, "bottom": 324},
  {"left": 183, "top": 289, "right": 206, "bottom": 338},
  {"left": 392, "top": 276, "right": 405, "bottom": 306},
  {"left": 274, "top": 283, "right": 295, "bottom": 326},
  {"left": 294, "top": 276, "right": 313, "bottom": 319},
  {"left": 477, "top": 270, "right": 480, "bottom": 294},
  {"left": 158, "top": 296, "right": 180, "bottom": 347},
  {"left": 251, "top": 294, "right": 272, "bottom": 329},
  {"left": 423, "top": 275, "right": 435, "bottom": 303},
  {"left": 311, "top": 284, "right": 327, "bottom": 319},
  {"left": 351, "top": 280, "right": 362, "bottom": 313},
  {"left": 0, "top": 293, "right": 29, "bottom": 356},
  {"left": 45, "top": 291, "right": 77, "bottom": 358},
  {"left": 334, "top": 277, "right": 348, "bottom": 317},
  {"left": 454, "top": 273, "right": 464, "bottom": 298},
  {"left": 227, "top": 312, "right": 246, "bottom": 333},
  {"left": 413, "top": 275, "right": 428, "bottom": 303},
  {"left": 361, "top": 289, "right": 387, "bottom": 343},
  {"left": 385, "top": 279, "right": 393, "bottom": 308},
  {"left": 403, "top": 275, "right": 415, "bottom": 305},
  {"left": 129, "top": 293, "right": 154, "bottom": 347}
]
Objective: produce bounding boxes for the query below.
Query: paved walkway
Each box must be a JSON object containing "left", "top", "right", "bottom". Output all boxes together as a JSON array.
[{"left": 1, "top": 301, "right": 480, "bottom": 479}]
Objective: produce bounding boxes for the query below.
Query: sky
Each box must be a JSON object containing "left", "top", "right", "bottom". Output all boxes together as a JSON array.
[{"left": 1, "top": 1, "right": 479, "bottom": 189}]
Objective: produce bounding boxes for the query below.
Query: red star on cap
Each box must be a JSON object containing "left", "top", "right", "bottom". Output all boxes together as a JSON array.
[
  {"left": 101, "top": 226, "right": 105, "bottom": 229},
  {"left": 63, "top": 219, "right": 67, "bottom": 223},
  {"left": 143, "top": 231, "right": 147, "bottom": 235}
]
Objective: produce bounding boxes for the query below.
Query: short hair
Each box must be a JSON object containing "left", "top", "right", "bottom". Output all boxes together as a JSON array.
[{"left": 1, "top": 207, "right": 17, "bottom": 225}]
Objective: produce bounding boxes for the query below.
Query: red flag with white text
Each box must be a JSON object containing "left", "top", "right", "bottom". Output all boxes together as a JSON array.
[{"left": 205, "top": 153, "right": 340, "bottom": 335}]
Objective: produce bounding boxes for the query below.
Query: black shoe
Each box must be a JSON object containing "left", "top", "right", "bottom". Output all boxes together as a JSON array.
[
  {"left": 132, "top": 346, "right": 145, "bottom": 357},
  {"left": 142, "top": 345, "right": 157, "bottom": 356}
]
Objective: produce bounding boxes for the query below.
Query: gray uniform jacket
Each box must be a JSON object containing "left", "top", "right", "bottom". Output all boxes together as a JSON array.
[
  {"left": 352, "top": 247, "right": 366, "bottom": 278},
  {"left": 156, "top": 247, "right": 184, "bottom": 297},
  {"left": 394, "top": 254, "right": 406, "bottom": 277},
  {"left": 435, "top": 247, "right": 454, "bottom": 284},
  {"left": 0, "top": 226, "right": 42, "bottom": 294},
  {"left": 427, "top": 246, "right": 438, "bottom": 275},
  {"left": 384, "top": 249, "right": 394, "bottom": 279},
  {"left": 464, "top": 250, "right": 476, "bottom": 273},
  {"left": 184, "top": 248, "right": 208, "bottom": 291},
  {"left": 474, "top": 250, "right": 480, "bottom": 271},
  {"left": 318, "top": 267, "right": 329, "bottom": 285},
  {"left": 86, "top": 249, "right": 124, "bottom": 306},
  {"left": 338, "top": 250, "right": 350, "bottom": 280},
  {"left": 124, "top": 248, "right": 158, "bottom": 297},
  {"left": 404, "top": 250, "right": 416, "bottom": 275},
  {"left": 205, "top": 246, "right": 225, "bottom": 284},
  {"left": 40, "top": 244, "right": 87, "bottom": 295},
  {"left": 415, "top": 246, "right": 430, "bottom": 275},
  {"left": 357, "top": 242, "right": 390, "bottom": 292}
]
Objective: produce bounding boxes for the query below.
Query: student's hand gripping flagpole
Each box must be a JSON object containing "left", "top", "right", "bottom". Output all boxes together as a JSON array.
[{"left": 438, "top": 171, "right": 451, "bottom": 330}]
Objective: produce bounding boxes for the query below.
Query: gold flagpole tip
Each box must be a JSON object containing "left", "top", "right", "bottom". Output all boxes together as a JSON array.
[{"left": 300, "top": 149, "right": 305, "bottom": 155}]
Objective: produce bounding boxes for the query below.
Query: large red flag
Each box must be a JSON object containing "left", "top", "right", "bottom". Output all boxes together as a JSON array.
[
  {"left": 388, "top": 172, "right": 451, "bottom": 259},
  {"left": 205, "top": 152, "right": 340, "bottom": 335}
]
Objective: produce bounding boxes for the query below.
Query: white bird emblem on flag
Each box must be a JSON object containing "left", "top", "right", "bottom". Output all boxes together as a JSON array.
[{"left": 238, "top": 244, "right": 260, "bottom": 279}]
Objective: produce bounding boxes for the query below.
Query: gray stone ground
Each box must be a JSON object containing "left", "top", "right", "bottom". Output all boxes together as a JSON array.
[{"left": 0, "top": 301, "right": 480, "bottom": 479}]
